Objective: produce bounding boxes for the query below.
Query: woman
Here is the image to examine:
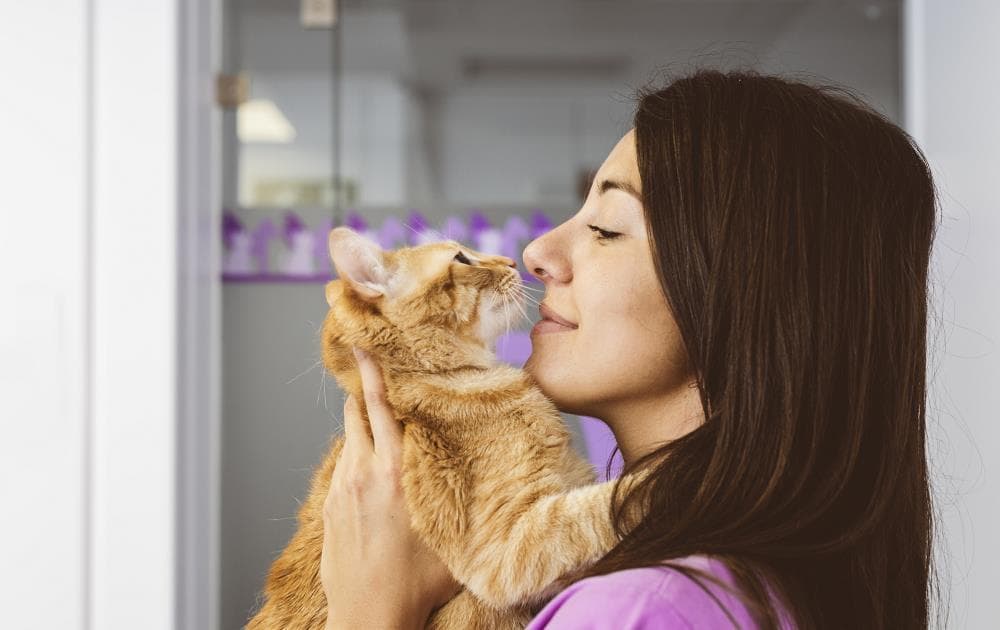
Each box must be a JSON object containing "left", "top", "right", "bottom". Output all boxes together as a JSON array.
[{"left": 320, "top": 68, "right": 940, "bottom": 629}]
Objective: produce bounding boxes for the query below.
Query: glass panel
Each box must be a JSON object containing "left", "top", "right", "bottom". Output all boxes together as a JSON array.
[{"left": 233, "top": 1, "right": 338, "bottom": 209}]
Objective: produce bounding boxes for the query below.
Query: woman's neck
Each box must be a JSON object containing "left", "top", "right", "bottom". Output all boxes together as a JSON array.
[{"left": 605, "top": 381, "right": 705, "bottom": 466}]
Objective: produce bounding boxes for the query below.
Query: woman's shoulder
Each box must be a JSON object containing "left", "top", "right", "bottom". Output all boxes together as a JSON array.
[{"left": 525, "top": 555, "right": 795, "bottom": 629}]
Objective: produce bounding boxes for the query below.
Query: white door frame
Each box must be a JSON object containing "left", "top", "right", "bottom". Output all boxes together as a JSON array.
[
  {"left": 90, "top": 0, "right": 220, "bottom": 628},
  {"left": 175, "top": 0, "right": 222, "bottom": 628}
]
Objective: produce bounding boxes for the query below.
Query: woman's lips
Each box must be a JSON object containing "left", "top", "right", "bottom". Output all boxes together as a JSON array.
[
  {"left": 539, "top": 303, "right": 577, "bottom": 326},
  {"left": 531, "top": 319, "right": 577, "bottom": 335},
  {"left": 532, "top": 303, "right": 579, "bottom": 335}
]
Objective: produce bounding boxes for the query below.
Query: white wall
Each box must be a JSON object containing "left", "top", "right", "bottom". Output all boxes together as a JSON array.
[
  {"left": 0, "top": 1, "right": 202, "bottom": 629},
  {"left": 0, "top": 3, "right": 90, "bottom": 628},
  {"left": 91, "top": 2, "right": 178, "bottom": 628},
  {"left": 906, "top": 1, "right": 1000, "bottom": 627}
]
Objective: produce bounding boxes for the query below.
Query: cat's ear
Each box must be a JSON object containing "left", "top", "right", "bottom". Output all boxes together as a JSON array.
[{"left": 328, "top": 227, "right": 391, "bottom": 301}]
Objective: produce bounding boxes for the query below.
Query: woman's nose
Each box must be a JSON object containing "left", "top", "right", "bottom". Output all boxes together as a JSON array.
[{"left": 522, "top": 229, "right": 571, "bottom": 284}]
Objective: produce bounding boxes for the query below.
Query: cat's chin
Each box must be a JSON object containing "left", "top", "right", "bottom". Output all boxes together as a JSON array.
[{"left": 473, "top": 292, "right": 520, "bottom": 346}]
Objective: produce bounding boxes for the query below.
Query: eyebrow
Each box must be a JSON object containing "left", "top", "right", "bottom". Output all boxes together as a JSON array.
[{"left": 597, "top": 178, "right": 642, "bottom": 202}]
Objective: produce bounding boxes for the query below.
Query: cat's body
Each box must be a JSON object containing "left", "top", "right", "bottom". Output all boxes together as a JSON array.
[{"left": 246, "top": 228, "right": 641, "bottom": 629}]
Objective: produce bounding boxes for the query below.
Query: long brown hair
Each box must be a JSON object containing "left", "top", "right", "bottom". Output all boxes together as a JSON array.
[{"left": 576, "top": 67, "right": 941, "bottom": 629}]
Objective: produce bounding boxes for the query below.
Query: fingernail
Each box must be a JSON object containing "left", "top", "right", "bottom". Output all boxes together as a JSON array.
[{"left": 352, "top": 346, "right": 368, "bottom": 361}]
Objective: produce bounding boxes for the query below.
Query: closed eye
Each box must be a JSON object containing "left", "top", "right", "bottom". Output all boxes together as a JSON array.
[
  {"left": 587, "top": 224, "right": 622, "bottom": 241},
  {"left": 454, "top": 251, "right": 473, "bottom": 265}
]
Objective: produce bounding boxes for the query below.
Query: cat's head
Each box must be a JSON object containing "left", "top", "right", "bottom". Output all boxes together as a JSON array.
[{"left": 321, "top": 226, "right": 525, "bottom": 375}]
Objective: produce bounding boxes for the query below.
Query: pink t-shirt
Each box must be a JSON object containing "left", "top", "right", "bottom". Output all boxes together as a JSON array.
[{"left": 525, "top": 555, "right": 796, "bottom": 629}]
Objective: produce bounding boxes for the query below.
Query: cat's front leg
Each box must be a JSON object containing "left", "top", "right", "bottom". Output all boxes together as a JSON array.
[
  {"left": 401, "top": 422, "right": 649, "bottom": 611},
  {"left": 453, "top": 473, "right": 648, "bottom": 609}
]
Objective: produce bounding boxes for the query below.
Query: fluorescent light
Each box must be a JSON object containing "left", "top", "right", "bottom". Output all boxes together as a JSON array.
[{"left": 238, "top": 99, "right": 296, "bottom": 143}]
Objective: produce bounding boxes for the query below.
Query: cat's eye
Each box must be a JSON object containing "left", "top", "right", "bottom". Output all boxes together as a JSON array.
[{"left": 454, "top": 251, "right": 473, "bottom": 265}]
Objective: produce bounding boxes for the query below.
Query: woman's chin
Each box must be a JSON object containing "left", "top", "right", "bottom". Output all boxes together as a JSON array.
[
  {"left": 523, "top": 360, "right": 572, "bottom": 411},
  {"left": 522, "top": 351, "right": 541, "bottom": 378}
]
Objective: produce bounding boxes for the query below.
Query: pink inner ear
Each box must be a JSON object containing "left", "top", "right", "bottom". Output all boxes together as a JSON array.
[{"left": 329, "top": 228, "right": 387, "bottom": 299}]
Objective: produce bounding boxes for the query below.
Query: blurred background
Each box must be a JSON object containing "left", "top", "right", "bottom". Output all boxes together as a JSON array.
[{"left": 2, "top": 1, "right": 998, "bottom": 628}]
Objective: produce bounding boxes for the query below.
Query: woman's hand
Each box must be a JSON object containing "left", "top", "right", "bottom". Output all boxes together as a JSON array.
[{"left": 321, "top": 347, "right": 461, "bottom": 630}]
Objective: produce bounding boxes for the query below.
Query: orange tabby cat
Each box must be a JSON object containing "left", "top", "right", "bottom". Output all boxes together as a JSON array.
[{"left": 246, "top": 227, "right": 645, "bottom": 630}]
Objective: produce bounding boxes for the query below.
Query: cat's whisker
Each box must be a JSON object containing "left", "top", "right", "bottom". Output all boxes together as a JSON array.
[
  {"left": 508, "top": 298, "right": 531, "bottom": 332},
  {"left": 505, "top": 289, "right": 531, "bottom": 327},
  {"left": 402, "top": 219, "right": 449, "bottom": 244},
  {"left": 515, "top": 297, "right": 531, "bottom": 324},
  {"left": 513, "top": 300, "right": 538, "bottom": 319},
  {"left": 287, "top": 359, "right": 323, "bottom": 385},
  {"left": 511, "top": 285, "right": 542, "bottom": 308},
  {"left": 316, "top": 369, "right": 324, "bottom": 407},
  {"left": 322, "top": 369, "right": 329, "bottom": 412},
  {"left": 504, "top": 295, "right": 517, "bottom": 332},
  {"left": 317, "top": 366, "right": 332, "bottom": 411},
  {"left": 516, "top": 293, "right": 542, "bottom": 309},
  {"left": 521, "top": 293, "right": 541, "bottom": 306},
  {"left": 401, "top": 220, "right": 423, "bottom": 240},
  {"left": 506, "top": 293, "right": 520, "bottom": 336},
  {"left": 503, "top": 296, "right": 512, "bottom": 344},
  {"left": 501, "top": 287, "right": 518, "bottom": 317},
  {"left": 500, "top": 291, "right": 512, "bottom": 337}
]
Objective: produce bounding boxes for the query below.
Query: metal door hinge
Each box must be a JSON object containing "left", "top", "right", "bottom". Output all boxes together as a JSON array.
[
  {"left": 215, "top": 73, "right": 249, "bottom": 110},
  {"left": 301, "top": 0, "right": 337, "bottom": 29}
]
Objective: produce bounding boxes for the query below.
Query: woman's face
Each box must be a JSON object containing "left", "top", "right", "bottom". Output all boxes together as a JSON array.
[{"left": 522, "top": 129, "right": 695, "bottom": 432}]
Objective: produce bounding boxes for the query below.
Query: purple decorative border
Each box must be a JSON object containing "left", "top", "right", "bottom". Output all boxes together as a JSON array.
[
  {"left": 578, "top": 416, "right": 623, "bottom": 479},
  {"left": 222, "top": 209, "right": 555, "bottom": 283},
  {"left": 221, "top": 273, "right": 335, "bottom": 283}
]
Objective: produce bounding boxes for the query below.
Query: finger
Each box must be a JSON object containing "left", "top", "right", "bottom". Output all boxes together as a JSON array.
[
  {"left": 342, "top": 393, "right": 373, "bottom": 454},
  {"left": 353, "top": 346, "right": 404, "bottom": 463}
]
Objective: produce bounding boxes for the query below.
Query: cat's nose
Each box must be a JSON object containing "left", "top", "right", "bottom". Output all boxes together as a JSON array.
[{"left": 496, "top": 256, "right": 517, "bottom": 268}]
